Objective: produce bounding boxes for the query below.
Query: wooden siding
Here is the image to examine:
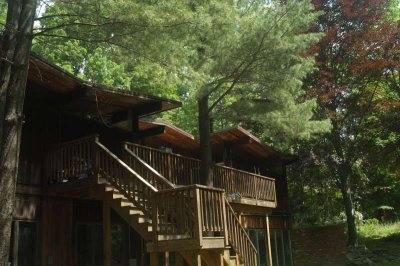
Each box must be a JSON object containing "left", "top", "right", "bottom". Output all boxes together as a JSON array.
[{"left": 41, "top": 198, "right": 74, "bottom": 266}]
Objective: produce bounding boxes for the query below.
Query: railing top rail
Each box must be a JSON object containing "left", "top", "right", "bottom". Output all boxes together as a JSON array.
[
  {"left": 124, "top": 141, "right": 201, "bottom": 162},
  {"left": 96, "top": 141, "right": 158, "bottom": 193},
  {"left": 126, "top": 142, "right": 275, "bottom": 182},
  {"left": 225, "top": 198, "right": 257, "bottom": 253},
  {"left": 123, "top": 147, "right": 175, "bottom": 189},
  {"left": 156, "top": 184, "right": 225, "bottom": 194},
  {"left": 214, "top": 164, "right": 275, "bottom": 182},
  {"left": 59, "top": 134, "right": 100, "bottom": 146}
]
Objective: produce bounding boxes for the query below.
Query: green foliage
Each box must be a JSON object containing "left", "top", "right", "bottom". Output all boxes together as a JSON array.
[{"left": 0, "top": 1, "right": 6, "bottom": 27}]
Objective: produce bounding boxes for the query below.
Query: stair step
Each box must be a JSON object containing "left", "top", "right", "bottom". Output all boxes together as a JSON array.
[
  {"left": 112, "top": 192, "right": 124, "bottom": 199},
  {"left": 128, "top": 208, "right": 144, "bottom": 215},
  {"left": 120, "top": 199, "right": 134, "bottom": 207}
]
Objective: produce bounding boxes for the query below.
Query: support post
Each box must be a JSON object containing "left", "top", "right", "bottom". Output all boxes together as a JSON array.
[
  {"left": 192, "top": 251, "right": 201, "bottom": 266},
  {"left": 222, "top": 195, "right": 229, "bottom": 246},
  {"left": 103, "top": 201, "right": 111, "bottom": 266},
  {"left": 165, "top": 252, "right": 170, "bottom": 266},
  {"left": 194, "top": 188, "right": 203, "bottom": 247},
  {"left": 176, "top": 252, "right": 184, "bottom": 266},
  {"left": 266, "top": 215, "right": 273, "bottom": 266},
  {"left": 150, "top": 252, "right": 159, "bottom": 266}
]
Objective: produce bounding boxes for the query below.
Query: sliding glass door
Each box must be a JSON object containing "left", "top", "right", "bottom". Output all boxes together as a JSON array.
[
  {"left": 248, "top": 229, "right": 269, "bottom": 266},
  {"left": 247, "top": 228, "right": 293, "bottom": 266}
]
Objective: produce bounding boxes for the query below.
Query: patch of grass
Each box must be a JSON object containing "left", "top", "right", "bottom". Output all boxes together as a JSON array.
[
  {"left": 358, "top": 221, "right": 400, "bottom": 240},
  {"left": 355, "top": 221, "right": 400, "bottom": 265}
]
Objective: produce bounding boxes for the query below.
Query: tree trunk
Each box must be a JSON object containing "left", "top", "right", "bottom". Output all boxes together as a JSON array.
[
  {"left": 198, "top": 96, "right": 213, "bottom": 186},
  {"left": 339, "top": 167, "right": 358, "bottom": 247},
  {"left": 0, "top": 0, "right": 37, "bottom": 264}
]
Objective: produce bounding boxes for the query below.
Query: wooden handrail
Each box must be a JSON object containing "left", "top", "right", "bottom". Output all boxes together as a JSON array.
[
  {"left": 125, "top": 142, "right": 276, "bottom": 203},
  {"left": 44, "top": 136, "right": 99, "bottom": 184},
  {"left": 95, "top": 141, "right": 158, "bottom": 215},
  {"left": 225, "top": 198, "right": 258, "bottom": 266},
  {"left": 152, "top": 186, "right": 227, "bottom": 244},
  {"left": 125, "top": 142, "right": 201, "bottom": 185},
  {"left": 215, "top": 164, "right": 275, "bottom": 182},
  {"left": 123, "top": 144, "right": 175, "bottom": 190},
  {"left": 45, "top": 137, "right": 258, "bottom": 264}
]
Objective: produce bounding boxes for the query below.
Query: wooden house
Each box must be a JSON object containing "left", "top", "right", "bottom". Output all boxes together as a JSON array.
[{"left": 9, "top": 54, "right": 295, "bottom": 266}]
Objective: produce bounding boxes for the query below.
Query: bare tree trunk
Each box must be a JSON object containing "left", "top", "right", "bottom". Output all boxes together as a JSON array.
[
  {"left": 198, "top": 96, "right": 213, "bottom": 186},
  {"left": 339, "top": 166, "right": 358, "bottom": 247},
  {"left": 0, "top": 0, "right": 37, "bottom": 264}
]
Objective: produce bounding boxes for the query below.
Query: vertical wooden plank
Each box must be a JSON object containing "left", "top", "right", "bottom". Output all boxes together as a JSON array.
[
  {"left": 103, "top": 201, "right": 111, "bottom": 266},
  {"left": 266, "top": 216, "right": 273, "bottom": 266},
  {"left": 192, "top": 251, "right": 201, "bottom": 266},
  {"left": 149, "top": 253, "right": 159, "bottom": 266},
  {"left": 165, "top": 252, "right": 170, "bottom": 266},
  {"left": 222, "top": 197, "right": 229, "bottom": 246},
  {"left": 12, "top": 221, "right": 19, "bottom": 266},
  {"left": 194, "top": 188, "right": 203, "bottom": 246},
  {"left": 176, "top": 252, "right": 184, "bottom": 266}
]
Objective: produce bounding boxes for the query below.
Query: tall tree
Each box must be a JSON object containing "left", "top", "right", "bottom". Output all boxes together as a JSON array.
[
  {"left": 184, "top": 0, "right": 329, "bottom": 185},
  {"left": 0, "top": 0, "right": 37, "bottom": 263},
  {"left": 301, "top": 0, "right": 399, "bottom": 246}
]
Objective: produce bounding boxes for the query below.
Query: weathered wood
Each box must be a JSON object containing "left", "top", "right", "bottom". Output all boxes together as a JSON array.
[
  {"left": 149, "top": 252, "right": 159, "bottom": 266},
  {"left": 125, "top": 142, "right": 276, "bottom": 204},
  {"left": 266, "top": 216, "right": 273, "bottom": 266},
  {"left": 103, "top": 200, "right": 111, "bottom": 266},
  {"left": 225, "top": 199, "right": 258, "bottom": 266}
]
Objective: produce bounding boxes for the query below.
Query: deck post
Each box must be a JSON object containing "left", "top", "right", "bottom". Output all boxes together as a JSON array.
[
  {"left": 103, "top": 200, "right": 111, "bottom": 266},
  {"left": 222, "top": 195, "right": 229, "bottom": 246},
  {"left": 176, "top": 252, "right": 184, "bottom": 266},
  {"left": 149, "top": 252, "right": 159, "bottom": 266},
  {"left": 266, "top": 215, "right": 273, "bottom": 266},
  {"left": 194, "top": 187, "right": 203, "bottom": 247},
  {"left": 192, "top": 250, "right": 202, "bottom": 266}
]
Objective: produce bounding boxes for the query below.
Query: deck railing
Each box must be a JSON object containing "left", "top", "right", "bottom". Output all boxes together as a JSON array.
[
  {"left": 126, "top": 143, "right": 201, "bottom": 185},
  {"left": 123, "top": 143, "right": 175, "bottom": 190},
  {"left": 225, "top": 198, "right": 258, "bottom": 266},
  {"left": 45, "top": 137, "right": 259, "bottom": 265},
  {"left": 44, "top": 135, "right": 99, "bottom": 184},
  {"left": 152, "top": 185, "right": 227, "bottom": 243},
  {"left": 125, "top": 143, "right": 276, "bottom": 203}
]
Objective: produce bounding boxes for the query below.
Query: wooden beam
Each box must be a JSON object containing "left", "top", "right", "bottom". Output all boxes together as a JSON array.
[
  {"left": 133, "top": 101, "right": 163, "bottom": 116},
  {"left": 226, "top": 136, "right": 252, "bottom": 147},
  {"left": 266, "top": 216, "right": 273, "bottom": 266},
  {"left": 165, "top": 252, "right": 170, "bottom": 266},
  {"left": 41, "top": 85, "right": 88, "bottom": 106},
  {"left": 150, "top": 252, "right": 159, "bottom": 266},
  {"left": 103, "top": 201, "right": 111, "bottom": 266},
  {"left": 138, "top": 125, "right": 165, "bottom": 138},
  {"left": 192, "top": 251, "right": 201, "bottom": 266},
  {"left": 111, "top": 102, "right": 163, "bottom": 124},
  {"left": 176, "top": 252, "right": 184, "bottom": 266}
]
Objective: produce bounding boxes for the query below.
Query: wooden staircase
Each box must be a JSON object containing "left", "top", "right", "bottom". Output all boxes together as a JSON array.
[{"left": 44, "top": 135, "right": 258, "bottom": 266}]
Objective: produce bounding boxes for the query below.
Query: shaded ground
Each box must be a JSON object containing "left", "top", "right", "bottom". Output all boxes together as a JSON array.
[{"left": 347, "top": 222, "right": 400, "bottom": 265}]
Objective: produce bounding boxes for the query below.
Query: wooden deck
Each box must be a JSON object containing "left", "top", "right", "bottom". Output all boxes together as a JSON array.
[
  {"left": 44, "top": 135, "right": 258, "bottom": 265},
  {"left": 124, "top": 142, "right": 277, "bottom": 207}
]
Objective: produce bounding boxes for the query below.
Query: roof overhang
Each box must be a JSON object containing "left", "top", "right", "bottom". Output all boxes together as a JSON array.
[{"left": 26, "top": 53, "right": 181, "bottom": 123}]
